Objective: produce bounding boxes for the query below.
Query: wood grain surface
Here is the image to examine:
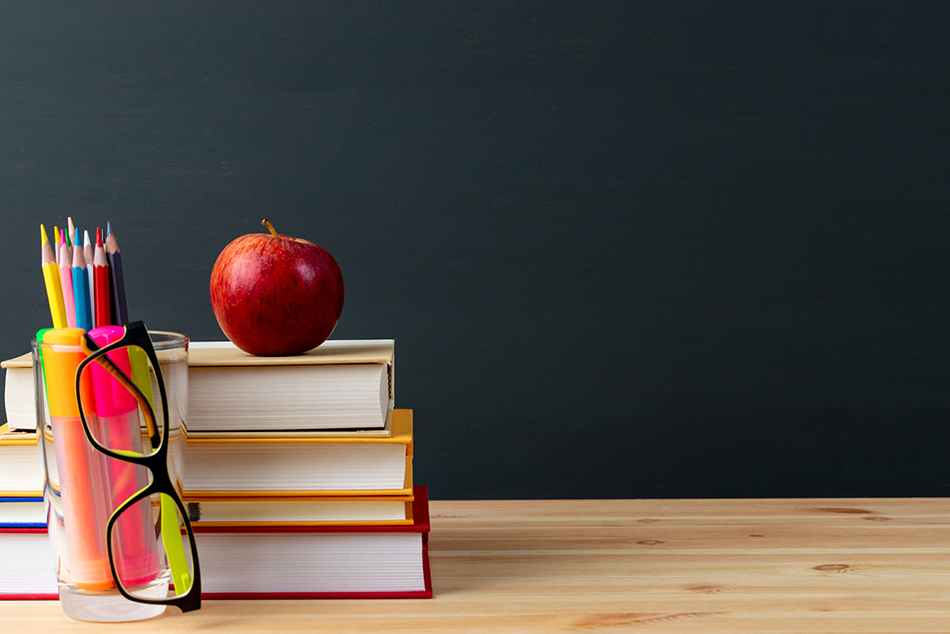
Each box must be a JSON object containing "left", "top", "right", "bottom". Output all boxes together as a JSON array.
[{"left": 3, "top": 497, "right": 950, "bottom": 632}]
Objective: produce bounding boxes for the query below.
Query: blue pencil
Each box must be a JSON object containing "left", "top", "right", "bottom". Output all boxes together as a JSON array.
[{"left": 72, "top": 228, "right": 93, "bottom": 331}]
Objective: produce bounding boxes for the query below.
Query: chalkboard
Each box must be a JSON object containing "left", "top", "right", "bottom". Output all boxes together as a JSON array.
[{"left": 2, "top": 1, "right": 949, "bottom": 499}]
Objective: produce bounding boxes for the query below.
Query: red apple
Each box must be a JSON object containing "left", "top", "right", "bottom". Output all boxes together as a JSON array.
[{"left": 210, "top": 219, "right": 344, "bottom": 356}]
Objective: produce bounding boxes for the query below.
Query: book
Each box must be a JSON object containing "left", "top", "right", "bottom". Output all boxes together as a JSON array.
[
  {"left": 185, "top": 493, "right": 415, "bottom": 527},
  {"left": 0, "top": 527, "right": 57, "bottom": 598},
  {"left": 178, "top": 409, "right": 414, "bottom": 497},
  {"left": 0, "top": 424, "right": 44, "bottom": 496},
  {"left": 0, "top": 497, "right": 45, "bottom": 528},
  {"left": 0, "top": 357, "right": 34, "bottom": 431},
  {"left": 0, "top": 487, "right": 432, "bottom": 600},
  {"left": 2, "top": 339, "right": 395, "bottom": 433},
  {"left": 186, "top": 339, "right": 394, "bottom": 432},
  {"left": 196, "top": 487, "right": 432, "bottom": 598}
]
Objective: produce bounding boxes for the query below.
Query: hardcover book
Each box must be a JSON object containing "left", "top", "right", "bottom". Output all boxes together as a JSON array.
[
  {"left": 0, "top": 424, "right": 44, "bottom": 496},
  {"left": 196, "top": 487, "right": 432, "bottom": 599},
  {"left": 0, "top": 487, "right": 432, "bottom": 600},
  {"left": 1, "top": 338, "right": 395, "bottom": 433},
  {"left": 179, "top": 409, "right": 414, "bottom": 497},
  {"left": 0, "top": 496, "right": 45, "bottom": 529}
]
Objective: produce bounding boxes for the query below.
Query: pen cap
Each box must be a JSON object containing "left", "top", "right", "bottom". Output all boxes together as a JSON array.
[
  {"left": 41, "top": 328, "right": 92, "bottom": 418},
  {"left": 87, "top": 325, "right": 137, "bottom": 418}
]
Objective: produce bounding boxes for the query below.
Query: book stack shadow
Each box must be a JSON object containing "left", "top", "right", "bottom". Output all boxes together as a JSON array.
[{"left": 0, "top": 339, "right": 432, "bottom": 599}]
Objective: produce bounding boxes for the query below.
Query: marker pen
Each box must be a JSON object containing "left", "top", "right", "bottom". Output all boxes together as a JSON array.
[
  {"left": 41, "top": 328, "right": 113, "bottom": 591},
  {"left": 87, "top": 326, "right": 160, "bottom": 587}
]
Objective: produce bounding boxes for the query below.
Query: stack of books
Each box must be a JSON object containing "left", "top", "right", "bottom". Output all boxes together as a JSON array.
[
  {"left": 0, "top": 339, "right": 431, "bottom": 599},
  {"left": 0, "top": 422, "right": 56, "bottom": 598}
]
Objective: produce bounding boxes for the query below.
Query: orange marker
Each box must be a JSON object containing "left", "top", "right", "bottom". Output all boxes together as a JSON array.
[{"left": 41, "top": 328, "right": 113, "bottom": 590}]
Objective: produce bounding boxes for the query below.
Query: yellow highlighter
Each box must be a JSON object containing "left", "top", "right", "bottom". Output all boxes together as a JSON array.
[
  {"left": 125, "top": 348, "right": 189, "bottom": 594},
  {"left": 41, "top": 328, "right": 114, "bottom": 591}
]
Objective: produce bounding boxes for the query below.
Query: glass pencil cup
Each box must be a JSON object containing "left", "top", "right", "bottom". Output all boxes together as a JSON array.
[{"left": 33, "top": 328, "right": 190, "bottom": 622}]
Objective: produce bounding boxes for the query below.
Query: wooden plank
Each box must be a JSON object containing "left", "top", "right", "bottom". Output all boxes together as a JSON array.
[{"left": 3, "top": 498, "right": 950, "bottom": 632}]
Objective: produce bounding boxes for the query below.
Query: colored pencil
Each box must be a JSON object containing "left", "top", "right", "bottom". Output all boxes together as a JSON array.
[
  {"left": 52, "top": 225, "right": 60, "bottom": 265},
  {"left": 40, "top": 225, "right": 68, "bottom": 329},
  {"left": 105, "top": 224, "right": 128, "bottom": 326},
  {"left": 59, "top": 238, "right": 76, "bottom": 328},
  {"left": 72, "top": 228, "right": 92, "bottom": 332},
  {"left": 94, "top": 228, "right": 111, "bottom": 327},
  {"left": 84, "top": 230, "right": 96, "bottom": 328},
  {"left": 104, "top": 223, "right": 153, "bottom": 406}
]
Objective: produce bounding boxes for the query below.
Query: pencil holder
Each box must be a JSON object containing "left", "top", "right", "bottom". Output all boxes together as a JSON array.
[{"left": 32, "top": 329, "right": 190, "bottom": 622}]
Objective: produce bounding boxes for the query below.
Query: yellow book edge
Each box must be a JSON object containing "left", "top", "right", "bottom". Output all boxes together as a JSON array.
[
  {"left": 48, "top": 409, "right": 411, "bottom": 448},
  {"left": 0, "top": 423, "right": 39, "bottom": 446},
  {"left": 0, "top": 490, "right": 44, "bottom": 498},
  {"left": 47, "top": 455, "right": 414, "bottom": 499}
]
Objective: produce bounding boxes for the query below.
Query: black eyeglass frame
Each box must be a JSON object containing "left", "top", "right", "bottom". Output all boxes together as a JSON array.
[{"left": 75, "top": 320, "right": 201, "bottom": 613}]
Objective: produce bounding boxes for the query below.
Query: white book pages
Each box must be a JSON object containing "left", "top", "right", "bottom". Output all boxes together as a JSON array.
[
  {"left": 187, "top": 363, "right": 389, "bottom": 431},
  {"left": 0, "top": 499, "right": 45, "bottom": 525},
  {"left": 0, "top": 444, "right": 45, "bottom": 494},
  {"left": 180, "top": 442, "right": 407, "bottom": 492},
  {"left": 0, "top": 532, "right": 57, "bottom": 594},
  {"left": 197, "top": 532, "right": 425, "bottom": 593},
  {"left": 4, "top": 368, "right": 36, "bottom": 430}
]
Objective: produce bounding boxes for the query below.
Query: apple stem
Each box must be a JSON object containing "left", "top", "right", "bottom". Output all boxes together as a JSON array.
[{"left": 261, "top": 219, "right": 279, "bottom": 238}]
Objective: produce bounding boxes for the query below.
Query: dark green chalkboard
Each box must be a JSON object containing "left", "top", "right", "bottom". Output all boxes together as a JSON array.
[{"left": 2, "top": 1, "right": 949, "bottom": 499}]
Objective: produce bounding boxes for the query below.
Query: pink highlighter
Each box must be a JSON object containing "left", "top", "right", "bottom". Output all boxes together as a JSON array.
[{"left": 87, "top": 326, "right": 160, "bottom": 588}]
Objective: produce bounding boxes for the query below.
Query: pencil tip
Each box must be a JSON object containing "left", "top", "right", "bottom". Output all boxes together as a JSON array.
[
  {"left": 107, "top": 221, "right": 113, "bottom": 236},
  {"left": 40, "top": 224, "right": 48, "bottom": 245}
]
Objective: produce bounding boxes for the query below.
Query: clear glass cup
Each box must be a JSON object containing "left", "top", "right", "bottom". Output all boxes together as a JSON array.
[{"left": 33, "top": 328, "right": 190, "bottom": 622}]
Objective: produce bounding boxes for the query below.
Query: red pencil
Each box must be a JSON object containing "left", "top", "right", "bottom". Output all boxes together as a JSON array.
[{"left": 94, "top": 227, "right": 111, "bottom": 327}]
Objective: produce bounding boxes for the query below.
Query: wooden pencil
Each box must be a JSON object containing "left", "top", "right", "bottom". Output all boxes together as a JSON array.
[
  {"left": 72, "top": 228, "right": 92, "bottom": 332},
  {"left": 94, "top": 227, "right": 111, "bottom": 327},
  {"left": 105, "top": 224, "right": 129, "bottom": 326},
  {"left": 40, "top": 225, "right": 68, "bottom": 329},
  {"left": 52, "top": 225, "right": 60, "bottom": 266},
  {"left": 59, "top": 237, "right": 76, "bottom": 328},
  {"left": 83, "top": 229, "right": 96, "bottom": 328}
]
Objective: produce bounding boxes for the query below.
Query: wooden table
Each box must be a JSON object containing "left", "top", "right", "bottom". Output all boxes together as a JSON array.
[{"left": 3, "top": 498, "right": 949, "bottom": 632}]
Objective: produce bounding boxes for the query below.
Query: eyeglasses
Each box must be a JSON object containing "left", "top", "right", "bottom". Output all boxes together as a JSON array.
[{"left": 75, "top": 321, "right": 201, "bottom": 613}]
